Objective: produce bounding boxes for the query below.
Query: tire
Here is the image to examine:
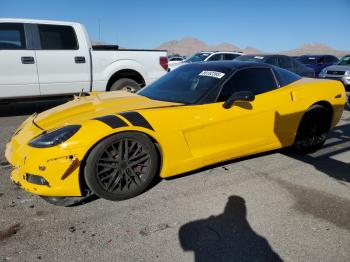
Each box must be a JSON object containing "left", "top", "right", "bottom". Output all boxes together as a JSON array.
[
  {"left": 84, "top": 132, "right": 158, "bottom": 201},
  {"left": 109, "top": 78, "right": 140, "bottom": 93},
  {"left": 294, "top": 105, "right": 331, "bottom": 153}
]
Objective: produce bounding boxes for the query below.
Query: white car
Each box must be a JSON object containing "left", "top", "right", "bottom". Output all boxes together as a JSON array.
[
  {"left": 168, "top": 51, "right": 243, "bottom": 71},
  {"left": 168, "top": 56, "right": 185, "bottom": 64},
  {"left": 0, "top": 18, "right": 168, "bottom": 100}
]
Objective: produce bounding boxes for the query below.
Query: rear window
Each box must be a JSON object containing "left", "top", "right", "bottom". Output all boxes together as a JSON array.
[
  {"left": 0, "top": 23, "right": 26, "bottom": 49},
  {"left": 297, "top": 56, "right": 318, "bottom": 65},
  {"left": 235, "top": 55, "right": 265, "bottom": 62},
  {"left": 273, "top": 67, "right": 301, "bottom": 87},
  {"left": 38, "top": 24, "right": 78, "bottom": 50}
]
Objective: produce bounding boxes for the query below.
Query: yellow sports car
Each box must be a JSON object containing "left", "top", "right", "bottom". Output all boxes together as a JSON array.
[{"left": 5, "top": 61, "right": 346, "bottom": 206}]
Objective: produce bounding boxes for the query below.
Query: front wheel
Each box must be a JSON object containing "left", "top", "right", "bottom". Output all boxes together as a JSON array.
[
  {"left": 294, "top": 105, "right": 331, "bottom": 153},
  {"left": 84, "top": 132, "right": 158, "bottom": 201}
]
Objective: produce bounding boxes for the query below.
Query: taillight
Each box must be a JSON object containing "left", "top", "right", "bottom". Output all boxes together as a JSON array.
[{"left": 159, "top": 56, "right": 168, "bottom": 71}]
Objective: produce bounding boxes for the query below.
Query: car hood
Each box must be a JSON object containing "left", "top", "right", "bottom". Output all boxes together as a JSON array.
[
  {"left": 325, "top": 65, "right": 350, "bottom": 71},
  {"left": 34, "top": 91, "right": 182, "bottom": 130}
]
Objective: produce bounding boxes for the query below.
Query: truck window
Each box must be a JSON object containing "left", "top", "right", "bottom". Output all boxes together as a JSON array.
[
  {"left": 0, "top": 23, "right": 26, "bottom": 49},
  {"left": 38, "top": 24, "right": 78, "bottom": 50}
]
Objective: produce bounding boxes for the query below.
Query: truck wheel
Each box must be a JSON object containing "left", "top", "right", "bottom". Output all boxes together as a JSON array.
[{"left": 110, "top": 78, "right": 140, "bottom": 93}]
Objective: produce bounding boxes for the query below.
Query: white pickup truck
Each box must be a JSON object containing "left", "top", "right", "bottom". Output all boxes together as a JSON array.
[{"left": 0, "top": 18, "right": 168, "bottom": 100}]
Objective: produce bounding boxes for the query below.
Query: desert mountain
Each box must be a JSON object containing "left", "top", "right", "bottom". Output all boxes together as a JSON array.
[
  {"left": 156, "top": 37, "right": 261, "bottom": 55},
  {"left": 280, "top": 43, "right": 349, "bottom": 57},
  {"left": 156, "top": 38, "right": 348, "bottom": 57}
]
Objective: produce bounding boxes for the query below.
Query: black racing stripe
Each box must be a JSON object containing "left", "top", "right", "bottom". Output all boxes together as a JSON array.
[
  {"left": 93, "top": 115, "right": 128, "bottom": 128},
  {"left": 119, "top": 111, "right": 154, "bottom": 131}
]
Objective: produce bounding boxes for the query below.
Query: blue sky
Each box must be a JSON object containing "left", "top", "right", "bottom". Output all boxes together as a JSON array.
[{"left": 1, "top": 0, "right": 349, "bottom": 51}]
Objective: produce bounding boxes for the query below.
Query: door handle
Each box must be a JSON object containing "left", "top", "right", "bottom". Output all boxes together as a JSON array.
[
  {"left": 74, "top": 56, "right": 86, "bottom": 63},
  {"left": 21, "top": 56, "right": 35, "bottom": 64}
]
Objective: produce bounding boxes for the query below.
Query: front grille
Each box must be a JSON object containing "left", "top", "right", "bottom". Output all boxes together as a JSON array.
[{"left": 327, "top": 70, "right": 345, "bottom": 76}]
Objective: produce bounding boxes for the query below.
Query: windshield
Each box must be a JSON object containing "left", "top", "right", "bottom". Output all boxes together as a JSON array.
[
  {"left": 297, "top": 56, "right": 318, "bottom": 64},
  {"left": 185, "top": 52, "right": 212, "bottom": 63},
  {"left": 338, "top": 56, "right": 350, "bottom": 65},
  {"left": 235, "top": 55, "right": 265, "bottom": 62},
  {"left": 138, "top": 64, "right": 231, "bottom": 104}
]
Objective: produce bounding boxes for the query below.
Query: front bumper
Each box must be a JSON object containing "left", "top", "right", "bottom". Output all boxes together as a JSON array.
[{"left": 5, "top": 120, "right": 84, "bottom": 197}]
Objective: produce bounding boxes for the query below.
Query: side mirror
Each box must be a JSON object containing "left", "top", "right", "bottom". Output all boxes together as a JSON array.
[{"left": 223, "top": 91, "right": 255, "bottom": 109}]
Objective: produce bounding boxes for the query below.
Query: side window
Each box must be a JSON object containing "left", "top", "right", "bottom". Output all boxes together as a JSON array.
[
  {"left": 223, "top": 54, "right": 239, "bottom": 60},
  {"left": 317, "top": 57, "right": 325, "bottom": 64},
  {"left": 207, "top": 54, "right": 222, "bottom": 61},
  {"left": 273, "top": 67, "right": 301, "bottom": 87},
  {"left": 264, "top": 56, "right": 278, "bottom": 66},
  {"left": 0, "top": 23, "right": 26, "bottom": 49},
  {"left": 38, "top": 24, "right": 78, "bottom": 50},
  {"left": 217, "top": 68, "right": 278, "bottom": 102},
  {"left": 278, "top": 56, "right": 293, "bottom": 69}
]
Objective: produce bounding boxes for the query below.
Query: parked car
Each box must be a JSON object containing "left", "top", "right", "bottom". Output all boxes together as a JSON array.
[
  {"left": 318, "top": 55, "right": 350, "bottom": 90},
  {"left": 168, "top": 56, "right": 186, "bottom": 67},
  {"left": 168, "top": 51, "right": 242, "bottom": 71},
  {"left": 5, "top": 61, "right": 346, "bottom": 206},
  {"left": 296, "top": 55, "right": 339, "bottom": 76},
  {"left": 234, "top": 54, "right": 315, "bottom": 77},
  {"left": 168, "top": 56, "right": 185, "bottom": 62},
  {"left": 0, "top": 19, "right": 168, "bottom": 100}
]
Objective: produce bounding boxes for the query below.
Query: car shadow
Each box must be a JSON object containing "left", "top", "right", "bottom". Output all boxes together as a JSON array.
[
  {"left": 283, "top": 123, "right": 350, "bottom": 184},
  {"left": 0, "top": 98, "right": 70, "bottom": 117},
  {"left": 179, "top": 195, "right": 283, "bottom": 262}
]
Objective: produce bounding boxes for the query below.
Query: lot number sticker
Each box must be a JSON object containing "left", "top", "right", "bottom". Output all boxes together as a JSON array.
[{"left": 199, "top": 71, "right": 225, "bottom": 79}]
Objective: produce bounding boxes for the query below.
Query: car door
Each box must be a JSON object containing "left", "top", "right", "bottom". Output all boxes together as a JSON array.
[
  {"left": 198, "top": 67, "right": 293, "bottom": 165},
  {"left": 0, "top": 23, "right": 40, "bottom": 99},
  {"left": 34, "top": 24, "right": 90, "bottom": 95}
]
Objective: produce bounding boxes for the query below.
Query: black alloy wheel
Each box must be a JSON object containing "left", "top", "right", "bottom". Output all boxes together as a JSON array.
[
  {"left": 84, "top": 132, "right": 158, "bottom": 201},
  {"left": 294, "top": 105, "right": 331, "bottom": 153}
]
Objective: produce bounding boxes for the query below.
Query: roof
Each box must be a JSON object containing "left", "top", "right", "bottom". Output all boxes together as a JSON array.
[
  {"left": 183, "top": 60, "right": 274, "bottom": 70},
  {"left": 298, "top": 54, "right": 336, "bottom": 57},
  {"left": 0, "top": 18, "right": 81, "bottom": 26}
]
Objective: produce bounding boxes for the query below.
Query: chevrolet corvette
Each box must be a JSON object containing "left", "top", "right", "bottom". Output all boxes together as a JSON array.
[{"left": 5, "top": 61, "right": 346, "bottom": 206}]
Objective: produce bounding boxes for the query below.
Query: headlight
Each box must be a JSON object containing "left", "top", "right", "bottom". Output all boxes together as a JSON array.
[
  {"left": 320, "top": 68, "right": 327, "bottom": 75},
  {"left": 345, "top": 71, "right": 350, "bottom": 75},
  {"left": 29, "top": 125, "right": 81, "bottom": 148}
]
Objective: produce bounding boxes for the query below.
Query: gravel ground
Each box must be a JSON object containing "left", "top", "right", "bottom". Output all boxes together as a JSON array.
[{"left": 0, "top": 96, "right": 349, "bottom": 262}]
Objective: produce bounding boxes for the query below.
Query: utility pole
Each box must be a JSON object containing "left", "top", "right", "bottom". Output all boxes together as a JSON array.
[{"left": 98, "top": 18, "right": 101, "bottom": 41}]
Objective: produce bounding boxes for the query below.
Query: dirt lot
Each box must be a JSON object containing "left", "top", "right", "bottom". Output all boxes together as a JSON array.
[{"left": 0, "top": 98, "right": 349, "bottom": 262}]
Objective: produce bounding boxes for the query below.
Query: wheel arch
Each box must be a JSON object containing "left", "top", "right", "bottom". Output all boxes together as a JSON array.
[
  {"left": 294, "top": 100, "right": 334, "bottom": 142},
  {"left": 106, "top": 69, "right": 146, "bottom": 91},
  {"left": 309, "top": 100, "right": 333, "bottom": 129},
  {"left": 78, "top": 130, "right": 163, "bottom": 194}
]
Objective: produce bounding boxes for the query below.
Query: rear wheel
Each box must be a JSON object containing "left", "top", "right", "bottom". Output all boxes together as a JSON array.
[
  {"left": 84, "top": 132, "right": 158, "bottom": 201},
  {"left": 109, "top": 78, "right": 140, "bottom": 93},
  {"left": 294, "top": 105, "right": 331, "bottom": 153}
]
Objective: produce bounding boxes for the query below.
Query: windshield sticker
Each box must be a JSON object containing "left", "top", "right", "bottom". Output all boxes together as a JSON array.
[
  {"left": 199, "top": 71, "right": 225, "bottom": 79},
  {"left": 308, "top": 57, "right": 316, "bottom": 59},
  {"left": 254, "top": 56, "right": 264, "bottom": 59}
]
